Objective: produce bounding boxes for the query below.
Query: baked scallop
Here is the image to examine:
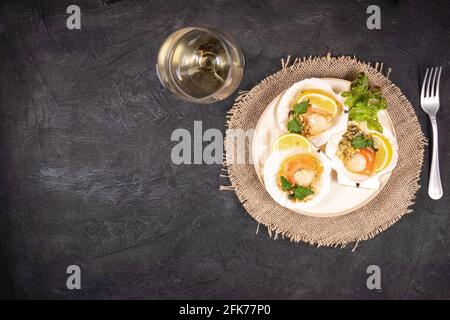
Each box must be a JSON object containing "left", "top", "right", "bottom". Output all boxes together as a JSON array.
[
  {"left": 325, "top": 122, "right": 399, "bottom": 189},
  {"left": 263, "top": 148, "right": 332, "bottom": 210},
  {"left": 276, "top": 78, "right": 347, "bottom": 146}
]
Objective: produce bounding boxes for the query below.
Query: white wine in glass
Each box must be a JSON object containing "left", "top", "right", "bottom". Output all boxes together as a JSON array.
[{"left": 157, "top": 27, "right": 245, "bottom": 104}]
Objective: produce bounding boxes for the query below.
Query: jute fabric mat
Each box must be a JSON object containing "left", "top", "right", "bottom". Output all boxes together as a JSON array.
[{"left": 222, "top": 55, "right": 426, "bottom": 248}]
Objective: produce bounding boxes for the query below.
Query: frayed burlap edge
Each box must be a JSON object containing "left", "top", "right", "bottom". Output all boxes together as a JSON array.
[{"left": 221, "top": 54, "right": 427, "bottom": 249}]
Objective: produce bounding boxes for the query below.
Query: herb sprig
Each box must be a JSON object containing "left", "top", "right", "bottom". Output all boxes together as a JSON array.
[
  {"left": 280, "top": 176, "right": 314, "bottom": 200},
  {"left": 351, "top": 135, "right": 374, "bottom": 149},
  {"left": 287, "top": 100, "right": 309, "bottom": 134}
]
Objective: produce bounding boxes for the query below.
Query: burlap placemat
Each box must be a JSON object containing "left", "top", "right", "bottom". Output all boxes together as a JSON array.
[{"left": 221, "top": 55, "right": 426, "bottom": 248}]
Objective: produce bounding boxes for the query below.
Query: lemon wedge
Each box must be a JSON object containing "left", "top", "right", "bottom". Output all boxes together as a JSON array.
[
  {"left": 296, "top": 89, "right": 340, "bottom": 117},
  {"left": 273, "top": 133, "right": 312, "bottom": 152},
  {"left": 372, "top": 133, "right": 393, "bottom": 172}
]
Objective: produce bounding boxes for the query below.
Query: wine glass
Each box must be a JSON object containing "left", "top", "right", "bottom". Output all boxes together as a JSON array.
[{"left": 156, "top": 27, "right": 245, "bottom": 104}]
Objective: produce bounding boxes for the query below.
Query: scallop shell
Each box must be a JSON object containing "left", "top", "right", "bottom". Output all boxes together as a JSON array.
[
  {"left": 263, "top": 148, "right": 332, "bottom": 210},
  {"left": 325, "top": 126, "right": 399, "bottom": 190},
  {"left": 276, "top": 78, "right": 347, "bottom": 147}
]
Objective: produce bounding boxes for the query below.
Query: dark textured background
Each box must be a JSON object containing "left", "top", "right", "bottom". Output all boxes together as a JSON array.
[{"left": 1, "top": 0, "right": 449, "bottom": 299}]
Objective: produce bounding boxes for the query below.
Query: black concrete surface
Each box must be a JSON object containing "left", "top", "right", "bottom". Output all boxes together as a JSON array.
[{"left": 0, "top": 0, "right": 449, "bottom": 299}]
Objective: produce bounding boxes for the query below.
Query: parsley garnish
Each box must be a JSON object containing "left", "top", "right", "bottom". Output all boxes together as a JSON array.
[
  {"left": 280, "top": 176, "right": 293, "bottom": 191},
  {"left": 287, "top": 118, "right": 303, "bottom": 134},
  {"left": 280, "top": 175, "right": 314, "bottom": 200},
  {"left": 287, "top": 100, "right": 309, "bottom": 134},
  {"left": 293, "top": 101, "right": 309, "bottom": 114},
  {"left": 351, "top": 135, "right": 374, "bottom": 149},
  {"left": 293, "top": 186, "right": 315, "bottom": 200}
]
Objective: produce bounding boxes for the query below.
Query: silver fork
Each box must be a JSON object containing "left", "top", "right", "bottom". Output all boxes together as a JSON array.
[{"left": 421, "top": 67, "right": 443, "bottom": 200}]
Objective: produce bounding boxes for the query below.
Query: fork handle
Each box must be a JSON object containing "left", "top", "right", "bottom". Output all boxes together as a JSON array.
[{"left": 429, "top": 117, "right": 443, "bottom": 200}]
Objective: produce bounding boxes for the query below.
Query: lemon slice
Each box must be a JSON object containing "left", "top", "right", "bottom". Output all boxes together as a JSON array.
[
  {"left": 372, "top": 133, "right": 393, "bottom": 172},
  {"left": 296, "top": 89, "right": 340, "bottom": 117},
  {"left": 273, "top": 133, "right": 312, "bottom": 152}
]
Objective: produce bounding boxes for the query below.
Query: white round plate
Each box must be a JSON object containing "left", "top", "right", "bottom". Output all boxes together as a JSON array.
[{"left": 252, "top": 78, "right": 396, "bottom": 217}]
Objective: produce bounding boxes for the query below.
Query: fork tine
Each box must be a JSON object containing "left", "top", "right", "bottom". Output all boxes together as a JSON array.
[
  {"left": 431, "top": 66, "right": 439, "bottom": 97},
  {"left": 421, "top": 68, "right": 429, "bottom": 99},
  {"left": 436, "top": 66, "right": 442, "bottom": 98},
  {"left": 426, "top": 67, "right": 434, "bottom": 98}
]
